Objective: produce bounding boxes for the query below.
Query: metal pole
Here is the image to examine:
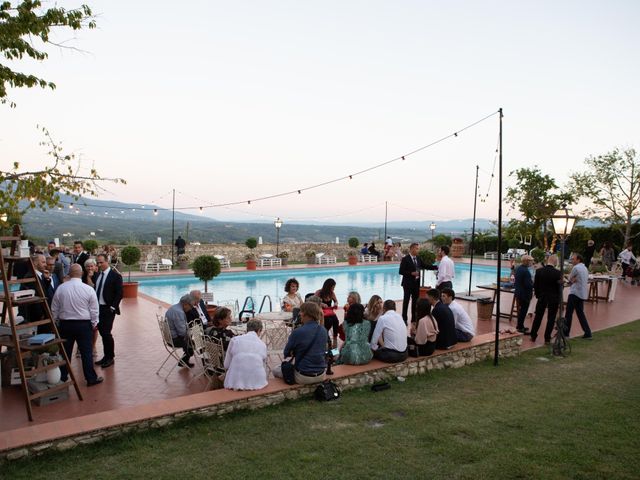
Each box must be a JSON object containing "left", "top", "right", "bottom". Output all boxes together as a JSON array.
[
  {"left": 494, "top": 108, "right": 503, "bottom": 366},
  {"left": 468, "top": 165, "right": 479, "bottom": 296},
  {"left": 276, "top": 226, "right": 280, "bottom": 256},
  {"left": 171, "top": 188, "right": 175, "bottom": 267},
  {"left": 384, "top": 201, "right": 388, "bottom": 241}
]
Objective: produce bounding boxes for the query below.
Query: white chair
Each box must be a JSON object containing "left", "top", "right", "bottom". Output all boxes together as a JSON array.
[
  {"left": 201, "top": 336, "right": 225, "bottom": 390},
  {"left": 261, "top": 323, "right": 292, "bottom": 365},
  {"left": 214, "top": 255, "right": 231, "bottom": 269},
  {"left": 316, "top": 253, "right": 337, "bottom": 264},
  {"left": 155, "top": 314, "right": 190, "bottom": 380},
  {"left": 159, "top": 258, "right": 173, "bottom": 270}
]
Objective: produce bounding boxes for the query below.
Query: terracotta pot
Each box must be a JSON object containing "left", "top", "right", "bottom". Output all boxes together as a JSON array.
[
  {"left": 122, "top": 282, "right": 139, "bottom": 298},
  {"left": 280, "top": 258, "right": 289, "bottom": 266},
  {"left": 246, "top": 259, "right": 257, "bottom": 270},
  {"left": 206, "top": 305, "right": 218, "bottom": 318},
  {"left": 348, "top": 255, "right": 358, "bottom": 266},
  {"left": 419, "top": 286, "right": 432, "bottom": 299}
]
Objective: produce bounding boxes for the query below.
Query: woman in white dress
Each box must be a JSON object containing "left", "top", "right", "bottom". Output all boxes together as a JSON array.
[{"left": 223, "top": 319, "right": 268, "bottom": 391}]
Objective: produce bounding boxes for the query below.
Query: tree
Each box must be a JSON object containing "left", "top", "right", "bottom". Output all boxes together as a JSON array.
[
  {"left": 192, "top": 255, "right": 221, "bottom": 293},
  {"left": 505, "top": 167, "right": 573, "bottom": 248},
  {"left": 570, "top": 148, "right": 640, "bottom": 245},
  {"left": 119, "top": 245, "right": 141, "bottom": 283},
  {"left": 0, "top": 1, "right": 96, "bottom": 105},
  {"left": 0, "top": 127, "right": 126, "bottom": 218}
]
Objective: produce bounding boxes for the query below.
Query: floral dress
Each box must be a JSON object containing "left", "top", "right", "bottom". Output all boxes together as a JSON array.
[{"left": 338, "top": 321, "right": 372, "bottom": 365}]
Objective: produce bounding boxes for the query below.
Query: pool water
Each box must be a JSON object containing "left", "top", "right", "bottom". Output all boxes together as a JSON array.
[{"left": 138, "top": 264, "right": 509, "bottom": 307}]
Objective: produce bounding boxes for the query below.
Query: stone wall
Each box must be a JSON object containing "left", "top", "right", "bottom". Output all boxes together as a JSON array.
[
  {"left": 1, "top": 334, "right": 521, "bottom": 462},
  {"left": 120, "top": 242, "right": 385, "bottom": 264}
]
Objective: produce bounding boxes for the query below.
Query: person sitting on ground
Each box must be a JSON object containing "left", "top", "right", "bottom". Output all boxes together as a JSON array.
[
  {"left": 165, "top": 294, "right": 195, "bottom": 368},
  {"left": 187, "top": 289, "right": 211, "bottom": 326},
  {"left": 364, "top": 294, "right": 383, "bottom": 341},
  {"left": 338, "top": 303, "right": 372, "bottom": 365},
  {"left": 440, "top": 288, "right": 475, "bottom": 342},
  {"left": 426, "top": 288, "right": 457, "bottom": 350},
  {"left": 369, "top": 300, "right": 408, "bottom": 363},
  {"left": 408, "top": 298, "right": 439, "bottom": 356},
  {"left": 360, "top": 243, "right": 370, "bottom": 255},
  {"left": 316, "top": 278, "right": 339, "bottom": 348},
  {"left": 205, "top": 307, "right": 236, "bottom": 351},
  {"left": 368, "top": 242, "right": 381, "bottom": 260},
  {"left": 223, "top": 319, "right": 268, "bottom": 391},
  {"left": 273, "top": 302, "right": 329, "bottom": 385}
]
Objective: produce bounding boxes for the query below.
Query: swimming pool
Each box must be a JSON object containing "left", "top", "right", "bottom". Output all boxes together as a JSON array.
[{"left": 138, "top": 264, "right": 509, "bottom": 307}]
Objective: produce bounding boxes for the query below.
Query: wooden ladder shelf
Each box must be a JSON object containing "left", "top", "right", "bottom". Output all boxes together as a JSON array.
[{"left": 0, "top": 226, "right": 83, "bottom": 421}]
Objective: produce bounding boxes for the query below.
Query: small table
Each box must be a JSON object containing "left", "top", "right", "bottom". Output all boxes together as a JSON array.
[
  {"left": 476, "top": 284, "right": 518, "bottom": 322},
  {"left": 587, "top": 275, "right": 618, "bottom": 303}
]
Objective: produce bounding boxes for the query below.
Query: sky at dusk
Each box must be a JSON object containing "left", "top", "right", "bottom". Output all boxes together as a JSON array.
[{"left": 2, "top": 0, "right": 639, "bottom": 225}]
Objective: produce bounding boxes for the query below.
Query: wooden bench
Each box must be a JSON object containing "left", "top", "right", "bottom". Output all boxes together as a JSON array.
[
  {"left": 358, "top": 254, "right": 378, "bottom": 263},
  {"left": 315, "top": 254, "right": 337, "bottom": 265},
  {"left": 139, "top": 259, "right": 173, "bottom": 272},
  {"left": 258, "top": 257, "right": 282, "bottom": 267}
]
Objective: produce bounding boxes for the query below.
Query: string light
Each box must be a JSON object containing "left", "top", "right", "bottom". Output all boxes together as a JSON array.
[
  {"left": 54, "top": 109, "right": 500, "bottom": 214},
  {"left": 153, "top": 209, "right": 158, "bottom": 215}
]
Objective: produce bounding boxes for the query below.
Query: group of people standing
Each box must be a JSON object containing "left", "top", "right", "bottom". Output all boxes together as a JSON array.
[{"left": 19, "top": 240, "right": 123, "bottom": 387}]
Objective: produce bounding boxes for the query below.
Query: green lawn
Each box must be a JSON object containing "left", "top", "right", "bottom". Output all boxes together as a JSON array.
[{"left": 4, "top": 322, "right": 640, "bottom": 479}]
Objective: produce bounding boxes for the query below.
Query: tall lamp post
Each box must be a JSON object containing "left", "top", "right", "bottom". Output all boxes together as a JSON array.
[
  {"left": 274, "top": 217, "right": 283, "bottom": 256},
  {"left": 550, "top": 205, "right": 576, "bottom": 356},
  {"left": 429, "top": 222, "right": 436, "bottom": 248}
]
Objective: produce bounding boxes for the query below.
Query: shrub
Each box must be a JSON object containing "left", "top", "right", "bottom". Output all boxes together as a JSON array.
[
  {"left": 348, "top": 237, "right": 359, "bottom": 249},
  {"left": 120, "top": 245, "right": 141, "bottom": 282},
  {"left": 245, "top": 237, "right": 258, "bottom": 249},
  {"left": 83, "top": 239, "right": 98, "bottom": 254},
  {"left": 192, "top": 255, "right": 221, "bottom": 292}
]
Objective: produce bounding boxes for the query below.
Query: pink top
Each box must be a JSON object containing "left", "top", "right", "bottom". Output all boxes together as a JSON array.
[{"left": 415, "top": 314, "right": 439, "bottom": 344}]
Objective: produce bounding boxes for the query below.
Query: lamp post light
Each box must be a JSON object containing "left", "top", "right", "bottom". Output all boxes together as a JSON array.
[
  {"left": 550, "top": 204, "right": 577, "bottom": 356},
  {"left": 274, "top": 217, "right": 283, "bottom": 256},
  {"left": 429, "top": 222, "right": 436, "bottom": 249}
]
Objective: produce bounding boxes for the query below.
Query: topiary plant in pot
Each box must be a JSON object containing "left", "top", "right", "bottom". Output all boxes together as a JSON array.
[
  {"left": 120, "top": 245, "right": 141, "bottom": 297},
  {"left": 245, "top": 237, "right": 258, "bottom": 270},
  {"left": 192, "top": 255, "right": 221, "bottom": 293},
  {"left": 417, "top": 248, "right": 436, "bottom": 293},
  {"left": 347, "top": 237, "right": 359, "bottom": 265}
]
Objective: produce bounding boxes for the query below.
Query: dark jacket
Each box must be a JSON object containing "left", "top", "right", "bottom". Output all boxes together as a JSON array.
[
  {"left": 73, "top": 252, "right": 90, "bottom": 271},
  {"left": 431, "top": 301, "right": 457, "bottom": 350},
  {"left": 186, "top": 299, "right": 212, "bottom": 325},
  {"left": 93, "top": 269, "right": 123, "bottom": 315},
  {"left": 534, "top": 265, "right": 563, "bottom": 303},
  {"left": 514, "top": 264, "right": 533, "bottom": 301},
  {"left": 399, "top": 254, "right": 423, "bottom": 289}
]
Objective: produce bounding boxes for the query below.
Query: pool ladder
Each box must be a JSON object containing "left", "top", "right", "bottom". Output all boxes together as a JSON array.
[{"left": 238, "top": 295, "right": 274, "bottom": 321}]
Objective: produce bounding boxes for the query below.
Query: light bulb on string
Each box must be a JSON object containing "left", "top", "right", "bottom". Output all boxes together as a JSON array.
[{"left": 153, "top": 209, "right": 158, "bottom": 215}]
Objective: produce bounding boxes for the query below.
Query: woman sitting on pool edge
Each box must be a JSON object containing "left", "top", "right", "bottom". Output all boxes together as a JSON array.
[
  {"left": 337, "top": 303, "right": 372, "bottom": 365},
  {"left": 408, "top": 298, "right": 439, "bottom": 357}
]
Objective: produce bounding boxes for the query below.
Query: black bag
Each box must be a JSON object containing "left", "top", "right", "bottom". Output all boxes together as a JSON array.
[
  {"left": 314, "top": 380, "right": 340, "bottom": 401},
  {"left": 280, "top": 360, "right": 296, "bottom": 385}
]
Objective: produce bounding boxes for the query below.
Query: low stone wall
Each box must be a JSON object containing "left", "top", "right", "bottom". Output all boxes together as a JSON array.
[
  {"left": 1, "top": 334, "right": 521, "bottom": 462},
  {"left": 126, "top": 242, "right": 356, "bottom": 265}
]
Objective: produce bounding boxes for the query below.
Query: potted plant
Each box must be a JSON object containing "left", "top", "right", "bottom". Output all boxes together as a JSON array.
[
  {"left": 417, "top": 248, "right": 436, "bottom": 298},
  {"left": 450, "top": 237, "right": 464, "bottom": 258},
  {"left": 83, "top": 239, "right": 99, "bottom": 255},
  {"left": 347, "top": 237, "right": 359, "bottom": 265},
  {"left": 305, "top": 249, "right": 316, "bottom": 265},
  {"left": 276, "top": 250, "right": 289, "bottom": 266},
  {"left": 177, "top": 253, "right": 190, "bottom": 269},
  {"left": 120, "top": 245, "right": 141, "bottom": 298},
  {"left": 530, "top": 247, "right": 546, "bottom": 266},
  {"left": 245, "top": 238, "right": 258, "bottom": 270}
]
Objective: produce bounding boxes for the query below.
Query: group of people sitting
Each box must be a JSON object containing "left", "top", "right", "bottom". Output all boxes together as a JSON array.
[
  {"left": 360, "top": 237, "right": 403, "bottom": 261},
  {"left": 166, "top": 274, "right": 477, "bottom": 392}
]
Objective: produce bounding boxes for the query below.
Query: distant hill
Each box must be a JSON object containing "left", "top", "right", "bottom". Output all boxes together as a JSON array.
[{"left": 20, "top": 195, "right": 605, "bottom": 245}]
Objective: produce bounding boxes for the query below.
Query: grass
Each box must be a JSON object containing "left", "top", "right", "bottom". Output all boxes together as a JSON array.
[{"left": 4, "top": 321, "right": 640, "bottom": 479}]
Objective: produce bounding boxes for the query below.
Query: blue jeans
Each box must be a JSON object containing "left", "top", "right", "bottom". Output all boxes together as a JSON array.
[
  {"left": 564, "top": 294, "right": 592, "bottom": 337},
  {"left": 59, "top": 320, "right": 99, "bottom": 383}
]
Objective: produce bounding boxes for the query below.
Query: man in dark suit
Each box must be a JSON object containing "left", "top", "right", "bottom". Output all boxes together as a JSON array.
[
  {"left": 72, "top": 241, "right": 90, "bottom": 271},
  {"left": 530, "top": 254, "right": 563, "bottom": 343},
  {"left": 514, "top": 255, "right": 534, "bottom": 334},
  {"left": 399, "top": 243, "right": 423, "bottom": 323},
  {"left": 186, "top": 289, "right": 212, "bottom": 326},
  {"left": 19, "top": 253, "right": 55, "bottom": 333},
  {"left": 426, "top": 288, "right": 457, "bottom": 349},
  {"left": 93, "top": 254, "right": 123, "bottom": 368}
]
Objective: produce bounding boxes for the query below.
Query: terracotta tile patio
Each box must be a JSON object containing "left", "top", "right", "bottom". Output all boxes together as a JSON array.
[{"left": 1, "top": 259, "right": 638, "bottom": 450}]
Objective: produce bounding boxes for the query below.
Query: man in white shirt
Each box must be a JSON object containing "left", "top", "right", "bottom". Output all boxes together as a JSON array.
[
  {"left": 440, "top": 288, "right": 475, "bottom": 342},
  {"left": 618, "top": 245, "right": 637, "bottom": 283},
  {"left": 436, "top": 245, "right": 455, "bottom": 291},
  {"left": 51, "top": 264, "right": 103, "bottom": 386},
  {"left": 565, "top": 253, "right": 592, "bottom": 339},
  {"left": 369, "top": 300, "right": 408, "bottom": 363}
]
